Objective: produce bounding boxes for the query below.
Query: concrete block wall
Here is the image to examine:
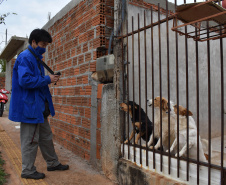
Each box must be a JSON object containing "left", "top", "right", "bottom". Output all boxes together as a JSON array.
[
  {"left": 45, "top": 0, "right": 114, "bottom": 160},
  {"left": 118, "top": 159, "right": 187, "bottom": 185},
  {"left": 128, "top": 0, "right": 174, "bottom": 14},
  {"left": 96, "top": 84, "right": 103, "bottom": 160}
]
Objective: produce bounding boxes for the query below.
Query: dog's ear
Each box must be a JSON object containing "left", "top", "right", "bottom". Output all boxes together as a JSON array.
[
  {"left": 131, "top": 102, "right": 138, "bottom": 109},
  {"left": 182, "top": 109, "right": 193, "bottom": 116},
  {"left": 188, "top": 110, "right": 193, "bottom": 116},
  {"left": 162, "top": 99, "right": 168, "bottom": 111}
]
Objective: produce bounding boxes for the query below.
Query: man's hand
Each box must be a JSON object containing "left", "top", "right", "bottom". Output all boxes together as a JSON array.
[{"left": 49, "top": 74, "right": 60, "bottom": 83}]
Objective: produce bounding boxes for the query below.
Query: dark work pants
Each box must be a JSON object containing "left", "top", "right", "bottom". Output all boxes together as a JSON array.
[{"left": 20, "top": 119, "right": 60, "bottom": 175}]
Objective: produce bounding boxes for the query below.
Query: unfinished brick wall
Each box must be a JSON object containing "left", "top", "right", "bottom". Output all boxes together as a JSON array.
[
  {"left": 0, "top": 75, "right": 5, "bottom": 89},
  {"left": 11, "top": 59, "right": 16, "bottom": 82},
  {"left": 46, "top": 0, "right": 114, "bottom": 160}
]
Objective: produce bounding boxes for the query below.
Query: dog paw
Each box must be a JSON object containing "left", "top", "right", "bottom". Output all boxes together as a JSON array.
[
  {"left": 124, "top": 140, "right": 128, "bottom": 144},
  {"left": 175, "top": 153, "right": 178, "bottom": 157},
  {"left": 149, "top": 146, "right": 154, "bottom": 149},
  {"left": 166, "top": 150, "right": 169, "bottom": 153}
]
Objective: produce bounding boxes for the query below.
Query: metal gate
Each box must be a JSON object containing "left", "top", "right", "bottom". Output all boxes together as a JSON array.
[{"left": 119, "top": 0, "right": 226, "bottom": 184}]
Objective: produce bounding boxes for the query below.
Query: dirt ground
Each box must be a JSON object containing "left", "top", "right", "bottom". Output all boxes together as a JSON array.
[{"left": 0, "top": 112, "right": 117, "bottom": 185}]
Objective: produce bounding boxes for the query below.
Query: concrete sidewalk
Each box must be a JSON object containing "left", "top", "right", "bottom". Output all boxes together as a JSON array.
[{"left": 0, "top": 112, "right": 116, "bottom": 185}]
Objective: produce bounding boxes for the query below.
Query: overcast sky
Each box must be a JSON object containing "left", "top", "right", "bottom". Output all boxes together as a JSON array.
[
  {"left": 0, "top": 0, "right": 71, "bottom": 52},
  {"left": 0, "top": 0, "right": 205, "bottom": 52}
]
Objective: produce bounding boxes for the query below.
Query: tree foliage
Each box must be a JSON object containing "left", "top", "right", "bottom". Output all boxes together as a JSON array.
[
  {"left": 0, "top": 13, "right": 10, "bottom": 25},
  {"left": 0, "top": 0, "right": 5, "bottom": 5},
  {"left": 0, "top": 59, "right": 6, "bottom": 72},
  {"left": 0, "top": 0, "right": 7, "bottom": 25},
  {"left": 0, "top": 0, "right": 16, "bottom": 25}
]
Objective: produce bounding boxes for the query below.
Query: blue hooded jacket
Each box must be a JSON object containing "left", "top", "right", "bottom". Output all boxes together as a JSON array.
[{"left": 9, "top": 45, "right": 55, "bottom": 124}]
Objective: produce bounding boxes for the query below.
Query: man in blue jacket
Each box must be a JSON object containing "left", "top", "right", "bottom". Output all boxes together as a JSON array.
[{"left": 9, "top": 29, "right": 69, "bottom": 180}]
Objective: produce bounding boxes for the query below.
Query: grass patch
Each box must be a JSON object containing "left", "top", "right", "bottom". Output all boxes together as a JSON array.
[{"left": 0, "top": 152, "right": 7, "bottom": 185}]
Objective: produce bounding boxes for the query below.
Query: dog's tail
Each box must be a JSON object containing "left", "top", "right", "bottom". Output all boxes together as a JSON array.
[{"left": 201, "top": 138, "right": 212, "bottom": 161}]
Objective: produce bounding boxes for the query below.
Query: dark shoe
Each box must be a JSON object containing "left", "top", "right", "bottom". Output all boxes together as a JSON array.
[
  {"left": 47, "top": 163, "right": 69, "bottom": 171},
  {"left": 21, "top": 171, "right": 45, "bottom": 179}
]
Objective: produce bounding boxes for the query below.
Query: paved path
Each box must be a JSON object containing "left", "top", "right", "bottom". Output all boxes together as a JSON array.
[{"left": 0, "top": 112, "right": 116, "bottom": 185}]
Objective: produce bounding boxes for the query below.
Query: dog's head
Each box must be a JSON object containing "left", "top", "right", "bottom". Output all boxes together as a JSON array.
[
  {"left": 120, "top": 101, "right": 138, "bottom": 113},
  {"left": 173, "top": 105, "right": 193, "bottom": 116},
  {"left": 147, "top": 97, "right": 170, "bottom": 111}
]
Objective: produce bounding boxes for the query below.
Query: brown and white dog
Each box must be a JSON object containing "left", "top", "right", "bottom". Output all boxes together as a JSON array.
[
  {"left": 166, "top": 105, "right": 207, "bottom": 161},
  {"left": 147, "top": 97, "right": 176, "bottom": 151}
]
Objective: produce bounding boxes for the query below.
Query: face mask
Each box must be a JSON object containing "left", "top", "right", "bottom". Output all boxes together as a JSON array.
[{"left": 35, "top": 46, "right": 46, "bottom": 55}]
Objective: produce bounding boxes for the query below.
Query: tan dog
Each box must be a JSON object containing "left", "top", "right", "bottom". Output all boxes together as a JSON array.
[
  {"left": 147, "top": 97, "right": 176, "bottom": 151},
  {"left": 167, "top": 105, "right": 207, "bottom": 161}
]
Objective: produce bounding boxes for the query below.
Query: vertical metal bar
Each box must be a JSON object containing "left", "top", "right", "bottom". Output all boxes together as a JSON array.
[
  {"left": 184, "top": 0, "right": 190, "bottom": 180},
  {"left": 166, "top": 0, "right": 171, "bottom": 175},
  {"left": 158, "top": 3, "right": 163, "bottom": 172},
  {"left": 174, "top": 0, "right": 180, "bottom": 178},
  {"left": 193, "top": 3, "right": 200, "bottom": 184},
  {"left": 144, "top": 10, "right": 149, "bottom": 167},
  {"left": 138, "top": 13, "right": 142, "bottom": 165},
  {"left": 204, "top": 3, "right": 211, "bottom": 185},
  {"left": 151, "top": 6, "right": 156, "bottom": 170},
  {"left": 195, "top": 16, "right": 200, "bottom": 185},
  {"left": 185, "top": 27, "right": 190, "bottom": 182},
  {"left": 132, "top": 16, "right": 136, "bottom": 162},
  {"left": 220, "top": 25, "right": 224, "bottom": 185},
  {"left": 207, "top": 21, "right": 211, "bottom": 185},
  {"left": 121, "top": 21, "right": 125, "bottom": 159},
  {"left": 126, "top": 20, "right": 130, "bottom": 160},
  {"left": 191, "top": 1, "right": 200, "bottom": 183},
  {"left": 223, "top": 169, "right": 226, "bottom": 185}
]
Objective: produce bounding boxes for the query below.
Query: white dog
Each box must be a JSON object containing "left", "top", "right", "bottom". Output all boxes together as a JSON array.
[
  {"left": 147, "top": 97, "right": 176, "bottom": 152},
  {"left": 167, "top": 105, "right": 206, "bottom": 161}
]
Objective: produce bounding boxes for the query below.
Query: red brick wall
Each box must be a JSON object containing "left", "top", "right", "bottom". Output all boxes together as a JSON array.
[
  {"left": 11, "top": 59, "right": 16, "bottom": 80},
  {"left": 0, "top": 59, "right": 15, "bottom": 90},
  {"left": 46, "top": 0, "right": 114, "bottom": 160},
  {"left": 0, "top": 75, "right": 5, "bottom": 89}
]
